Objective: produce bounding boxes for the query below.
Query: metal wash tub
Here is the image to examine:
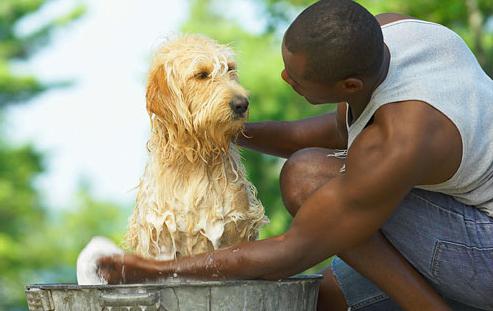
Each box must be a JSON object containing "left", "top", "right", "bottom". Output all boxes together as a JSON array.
[{"left": 25, "top": 274, "right": 322, "bottom": 311}]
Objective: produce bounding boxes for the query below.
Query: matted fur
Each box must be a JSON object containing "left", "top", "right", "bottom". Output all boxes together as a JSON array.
[{"left": 125, "top": 35, "right": 268, "bottom": 260}]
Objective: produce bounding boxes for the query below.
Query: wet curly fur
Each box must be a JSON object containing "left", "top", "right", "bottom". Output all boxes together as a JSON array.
[{"left": 125, "top": 35, "right": 268, "bottom": 260}]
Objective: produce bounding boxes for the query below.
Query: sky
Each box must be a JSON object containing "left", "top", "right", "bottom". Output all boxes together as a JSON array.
[
  {"left": 6, "top": 0, "right": 189, "bottom": 209},
  {"left": 5, "top": 0, "right": 265, "bottom": 210}
]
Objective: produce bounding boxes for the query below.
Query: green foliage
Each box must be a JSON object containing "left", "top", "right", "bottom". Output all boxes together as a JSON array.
[
  {"left": 0, "top": 136, "right": 46, "bottom": 309},
  {"left": 56, "top": 188, "right": 128, "bottom": 260},
  {"left": 255, "top": 0, "right": 313, "bottom": 32},
  {"left": 0, "top": 181, "right": 129, "bottom": 310},
  {"left": 0, "top": 67, "right": 46, "bottom": 105},
  {"left": 0, "top": 0, "right": 86, "bottom": 107},
  {"left": 0, "top": 1, "right": 130, "bottom": 310},
  {"left": 0, "top": 140, "right": 43, "bottom": 236}
]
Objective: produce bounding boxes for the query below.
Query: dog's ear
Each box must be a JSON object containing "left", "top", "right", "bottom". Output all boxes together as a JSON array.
[{"left": 146, "top": 64, "right": 169, "bottom": 116}]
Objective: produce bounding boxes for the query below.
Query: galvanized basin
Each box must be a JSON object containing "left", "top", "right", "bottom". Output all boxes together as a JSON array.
[{"left": 26, "top": 274, "right": 322, "bottom": 311}]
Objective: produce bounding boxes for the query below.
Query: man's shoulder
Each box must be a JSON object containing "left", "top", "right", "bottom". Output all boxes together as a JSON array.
[
  {"left": 372, "top": 100, "right": 462, "bottom": 162},
  {"left": 375, "top": 13, "right": 417, "bottom": 26},
  {"left": 373, "top": 100, "right": 442, "bottom": 129},
  {"left": 357, "top": 100, "right": 462, "bottom": 185},
  {"left": 370, "top": 100, "right": 459, "bottom": 151}
]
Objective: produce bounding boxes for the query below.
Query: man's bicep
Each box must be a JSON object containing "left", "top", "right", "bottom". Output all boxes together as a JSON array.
[
  {"left": 287, "top": 125, "right": 429, "bottom": 259},
  {"left": 343, "top": 125, "right": 428, "bottom": 211}
]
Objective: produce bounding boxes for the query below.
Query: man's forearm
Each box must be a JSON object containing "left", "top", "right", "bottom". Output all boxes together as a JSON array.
[
  {"left": 100, "top": 233, "right": 308, "bottom": 284},
  {"left": 154, "top": 234, "right": 305, "bottom": 281},
  {"left": 237, "top": 121, "right": 301, "bottom": 158},
  {"left": 238, "top": 113, "right": 347, "bottom": 158}
]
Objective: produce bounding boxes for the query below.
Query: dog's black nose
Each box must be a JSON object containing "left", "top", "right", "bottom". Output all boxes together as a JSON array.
[{"left": 229, "top": 96, "right": 249, "bottom": 115}]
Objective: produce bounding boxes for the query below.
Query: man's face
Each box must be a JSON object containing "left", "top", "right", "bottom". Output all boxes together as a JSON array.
[{"left": 281, "top": 42, "right": 346, "bottom": 105}]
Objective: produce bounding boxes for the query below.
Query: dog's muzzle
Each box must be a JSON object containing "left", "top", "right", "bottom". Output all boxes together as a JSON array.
[{"left": 229, "top": 96, "right": 249, "bottom": 118}]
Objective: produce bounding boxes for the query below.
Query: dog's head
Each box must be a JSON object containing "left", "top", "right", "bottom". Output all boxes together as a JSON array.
[{"left": 146, "top": 35, "right": 248, "bottom": 153}]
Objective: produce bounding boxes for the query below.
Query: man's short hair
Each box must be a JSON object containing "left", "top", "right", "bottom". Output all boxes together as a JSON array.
[{"left": 284, "top": 0, "right": 384, "bottom": 83}]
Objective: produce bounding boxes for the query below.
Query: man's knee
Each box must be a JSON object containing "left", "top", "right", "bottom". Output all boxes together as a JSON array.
[{"left": 280, "top": 147, "right": 344, "bottom": 217}]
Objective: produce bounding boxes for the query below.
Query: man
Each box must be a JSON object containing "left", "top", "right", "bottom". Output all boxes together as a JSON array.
[{"left": 99, "top": 1, "right": 493, "bottom": 310}]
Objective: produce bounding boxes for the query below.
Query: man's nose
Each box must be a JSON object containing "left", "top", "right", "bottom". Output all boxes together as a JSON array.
[{"left": 229, "top": 96, "right": 249, "bottom": 115}]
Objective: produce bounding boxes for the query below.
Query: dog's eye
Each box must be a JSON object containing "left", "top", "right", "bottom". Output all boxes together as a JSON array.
[
  {"left": 227, "top": 64, "right": 236, "bottom": 72},
  {"left": 195, "top": 71, "right": 210, "bottom": 80}
]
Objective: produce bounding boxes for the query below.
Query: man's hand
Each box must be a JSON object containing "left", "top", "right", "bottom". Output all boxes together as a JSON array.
[{"left": 97, "top": 254, "right": 169, "bottom": 284}]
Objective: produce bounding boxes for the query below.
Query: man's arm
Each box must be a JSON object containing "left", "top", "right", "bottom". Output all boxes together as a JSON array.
[
  {"left": 100, "top": 125, "right": 437, "bottom": 279},
  {"left": 375, "top": 13, "right": 415, "bottom": 26},
  {"left": 237, "top": 103, "right": 348, "bottom": 158},
  {"left": 100, "top": 101, "right": 456, "bottom": 310}
]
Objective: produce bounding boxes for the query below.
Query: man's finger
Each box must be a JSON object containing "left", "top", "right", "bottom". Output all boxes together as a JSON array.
[
  {"left": 97, "top": 256, "right": 114, "bottom": 266},
  {"left": 96, "top": 256, "right": 118, "bottom": 284}
]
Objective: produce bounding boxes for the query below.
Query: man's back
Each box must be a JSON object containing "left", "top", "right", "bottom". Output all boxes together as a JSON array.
[{"left": 348, "top": 19, "right": 493, "bottom": 216}]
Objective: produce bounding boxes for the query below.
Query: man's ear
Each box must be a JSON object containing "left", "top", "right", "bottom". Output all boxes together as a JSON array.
[
  {"left": 146, "top": 64, "right": 169, "bottom": 116},
  {"left": 341, "top": 78, "right": 364, "bottom": 93}
]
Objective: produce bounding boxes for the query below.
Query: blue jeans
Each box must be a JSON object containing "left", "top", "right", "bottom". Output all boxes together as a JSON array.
[{"left": 329, "top": 189, "right": 493, "bottom": 311}]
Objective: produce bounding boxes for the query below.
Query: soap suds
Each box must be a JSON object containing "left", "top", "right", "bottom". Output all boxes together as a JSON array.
[{"left": 76, "top": 236, "right": 123, "bottom": 285}]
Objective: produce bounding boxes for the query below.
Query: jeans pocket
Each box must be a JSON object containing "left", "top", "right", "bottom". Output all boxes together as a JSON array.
[{"left": 431, "top": 240, "right": 493, "bottom": 310}]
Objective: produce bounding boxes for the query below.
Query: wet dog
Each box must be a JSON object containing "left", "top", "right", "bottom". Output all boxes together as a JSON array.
[{"left": 125, "top": 35, "right": 268, "bottom": 260}]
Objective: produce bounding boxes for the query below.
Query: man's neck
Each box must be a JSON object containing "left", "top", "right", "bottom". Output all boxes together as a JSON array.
[{"left": 347, "top": 44, "right": 391, "bottom": 122}]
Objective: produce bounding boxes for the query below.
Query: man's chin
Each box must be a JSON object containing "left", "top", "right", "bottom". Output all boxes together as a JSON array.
[{"left": 305, "top": 97, "right": 326, "bottom": 105}]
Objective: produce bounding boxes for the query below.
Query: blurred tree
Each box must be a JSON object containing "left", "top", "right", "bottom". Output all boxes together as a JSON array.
[
  {"left": 256, "top": 0, "right": 493, "bottom": 76},
  {"left": 39, "top": 186, "right": 128, "bottom": 281},
  {"left": 0, "top": 0, "right": 85, "bottom": 106},
  {"left": 61, "top": 181, "right": 128, "bottom": 261},
  {"left": 0, "top": 137, "right": 45, "bottom": 309},
  {"left": 0, "top": 1, "right": 95, "bottom": 309}
]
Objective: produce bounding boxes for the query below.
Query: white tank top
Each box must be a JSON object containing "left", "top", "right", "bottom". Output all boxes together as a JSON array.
[{"left": 347, "top": 20, "right": 493, "bottom": 217}]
